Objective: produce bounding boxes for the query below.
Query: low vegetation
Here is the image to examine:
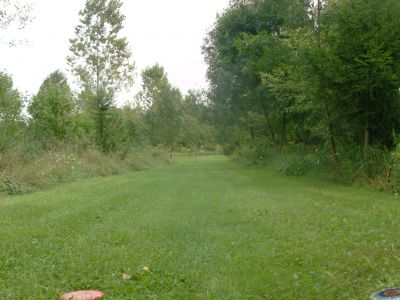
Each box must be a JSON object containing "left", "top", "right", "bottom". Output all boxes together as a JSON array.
[
  {"left": 0, "top": 156, "right": 398, "bottom": 299},
  {"left": 0, "top": 145, "right": 169, "bottom": 196}
]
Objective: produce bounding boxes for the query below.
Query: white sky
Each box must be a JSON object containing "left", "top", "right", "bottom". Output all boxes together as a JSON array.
[{"left": 0, "top": 0, "right": 229, "bottom": 105}]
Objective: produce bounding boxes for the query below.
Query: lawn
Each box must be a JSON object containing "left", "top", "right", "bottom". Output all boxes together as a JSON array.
[{"left": 0, "top": 155, "right": 399, "bottom": 299}]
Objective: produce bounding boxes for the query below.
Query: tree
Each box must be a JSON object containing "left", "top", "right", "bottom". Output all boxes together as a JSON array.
[
  {"left": 138, "top": 65, "right": 183, "bottom": 156},
  {"left": 152, "top": 87, "right": 182, "bottom": 155},
  {"left": 29, "top": 71, "right": 75, "bottom": 141},
  {"left": 0, "top": 72, "right": 21, "bottom": 121},
  {"left": 326, "top": 0, "right": 400, "bottom": 160},
  {"left": 68, "top": 0, "right": 135, "bottom": 152},
  {"left": 307, "top": 0, "right": 342, "bottom": 172},
  {"left": 0, "top": 71, "right": 23, "bottom": 151},
  {"left": 183, "top": 90, "right": 211, "bottom": 123},
  {"left": 104, "top": 104, "right": 149, "bottom": 158},
  {"left": 181, "top": 90, "right": 216, "bottom": 151},
  {"left": 202, "top": 0, "right": 308, "bottom": 154},
  {"left": 0, "top": 0, "right": 32, "bottom": 46},
  {"left": 136, "top": 63, "right": 169, "bottom": 109}
]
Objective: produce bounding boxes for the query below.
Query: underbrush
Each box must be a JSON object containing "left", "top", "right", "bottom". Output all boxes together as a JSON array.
[
  {"left": 232, "top": 138, "right": 275, "bottom": 166},
  {"left": 0, "top": 144, "right": 169, "bottom": 196},
  {"left": 234, "top": 141, "right": 331, "bottom": 177},
  {"left": 273, "top": 147, "right": 331, "bottom": 178},
  {"left": 234, "top": 141, "right": 400, "bottom": 192}
]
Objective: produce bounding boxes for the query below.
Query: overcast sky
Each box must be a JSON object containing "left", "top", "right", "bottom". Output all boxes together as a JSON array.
[{"left": 0, "top": 0, "right": 229, "bottom": 104}]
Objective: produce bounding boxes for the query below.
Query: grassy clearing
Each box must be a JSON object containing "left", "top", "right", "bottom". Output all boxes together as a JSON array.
[{"left": 0, "top": 155, "right": 399, "bottom": 299}]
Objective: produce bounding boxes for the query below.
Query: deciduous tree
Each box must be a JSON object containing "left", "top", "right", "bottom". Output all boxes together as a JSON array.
[
  {"left": 29, "top": 71, "right": 75, "bottom": 141},
  {"left": 68, "top": 0, "right": 135, "bottom": 152}
]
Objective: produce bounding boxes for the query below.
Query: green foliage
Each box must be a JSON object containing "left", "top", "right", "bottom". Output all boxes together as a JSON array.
[
  {"left": 236, "top": 137, "right": 273, "bottom": 165},
  {"left": 103, "top": 105, "right": 150, "bottom": 158},
  {"left": 203, "top": 0, "right": 400, "bottom": 187},
  {"left": 0, "top": 0, "right": 32, "bottom": 46},
  {"left": 0, "top": 71, "right": 24, "bottom": 152},
  {"left": 0, "top": 71, "right": 22, "bottom": 121},
  {"left": 383, "top": 135, "right": 400, "bottom": 193},
  {"left": 150, "top": 86, "right": 183, "bottom": 151},
  {"left": 275, "top": 150, "right": 322, "bottom": 177},
  {"left": 136, "top": 64, "right": 169, "bottom": 109},
  {"left": 29, "top": 70, "right": 76, "bottom": 141},
  {"left": 68, "top": 0, "right": 135, "bottom": 92},
  {"left": 68, "top": 0, "right": 135, "bottom": 152},
  {"left": 325, "top": 0, "right": 400, "bottom": 150},
  {"left": 181, "top": 90, "right": 216, "bottom": 151},
  {"left": 0, "top": 0, "right": 218, "bottom": 197},
  {"left": 137, "top": 65, "right": 216, "bottom": 153},
  {"left": 203, "top": 0, "right": 308, "bottom": 154}
]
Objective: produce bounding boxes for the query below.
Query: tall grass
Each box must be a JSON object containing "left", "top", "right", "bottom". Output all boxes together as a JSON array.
[
  {"left": 235, "top": 141, "right": 398, "bottom": 191},
  {"left": 0, "top": 142, "right": 169, "bottom": 196}
]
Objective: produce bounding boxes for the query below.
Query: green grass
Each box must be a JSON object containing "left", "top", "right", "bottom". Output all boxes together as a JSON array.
[{"left": 0, "top": 155, "right": 399, "bottom": 299}]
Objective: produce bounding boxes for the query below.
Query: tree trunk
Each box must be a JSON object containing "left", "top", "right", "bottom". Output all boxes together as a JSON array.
[
  {"left": 363, "top": 120, "right": 369, "bottom": 162},
  {"left": 98, "top": 108, "right": 106, "bottom": 152},
  {"left": 262, "top": 103, "right": 280, "bottom": 154},
  {"left": 323, "top": 98, "right": 341, "bottom": 173},
  {"left": 250, "top": 127, "right": 255, "bottom": 141},
  {"left": 364, "top": 90, "right": 372, "bottom": 162},
  {"left": 316, "top": 0, "right": 341, "bottom": 174},
  {"left": 278, "top": 112, "right": 287, "bottom": 154}
]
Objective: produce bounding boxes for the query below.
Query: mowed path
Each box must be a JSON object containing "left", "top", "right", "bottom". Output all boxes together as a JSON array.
[{"left": 0, "top": 155, "right": 399, "bottom": 299}]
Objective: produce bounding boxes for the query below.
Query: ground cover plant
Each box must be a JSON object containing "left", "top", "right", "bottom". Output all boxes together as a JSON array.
[{"left": 0, "top": 156, "right": 398, "bottom": 299}]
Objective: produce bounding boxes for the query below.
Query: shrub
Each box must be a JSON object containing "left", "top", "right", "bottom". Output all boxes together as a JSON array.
[
  {"left": 275, "top": 154, "right": 314, "bottom": 176},
  {"left": 274, "top": 148, "right": 326, "bottom": 177},
  {"left": 388, "top": 145, "right": 400, "bottom": 193},
  {"left": 238, "top": 141, "right": 274, "bottom": 165}
]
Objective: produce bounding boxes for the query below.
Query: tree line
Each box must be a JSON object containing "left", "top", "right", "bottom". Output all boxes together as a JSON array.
[
  {"left": 3, "top": 0, "right": 400, "bottom": 187},
  {"left": 203, "top": 0, "right": 400, "bottom": 181},
  {"left": 0, "top": 0, "right": 216, "bottom": 161}
]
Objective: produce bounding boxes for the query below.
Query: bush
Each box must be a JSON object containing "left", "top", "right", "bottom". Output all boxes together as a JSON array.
[
  {"left": 223, "top": 143, "right": 237, "bottom": 156},
  {"left": 274, "top": 147, "right": 327, "bottom": 177},
  {"left": 388, "top": 146, "right": 400, "bottom": 193},
  {"left": 333, "top": 145, "right": 391, "bottom": 188},
  {"left": 275, "top": 154, "right": 315, "bottom": 176},
  {"left": 234, "top": 141, "right": 334, "bottom": 178},
  {"left": 234, "top": 137, "right": 274, "bottom": 165}
]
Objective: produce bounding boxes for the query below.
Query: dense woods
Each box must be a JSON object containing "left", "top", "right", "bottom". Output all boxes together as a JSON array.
[
  {"left": 203, "top": 0, "right": 400, "bottom": 187},
  {"left": 1, "top": 0, "right": 400, "bottom": 194}
]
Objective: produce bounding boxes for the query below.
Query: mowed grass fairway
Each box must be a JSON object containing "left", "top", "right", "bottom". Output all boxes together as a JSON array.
[{"left": 1, "top": 156, "right": 399, "bottom": 299}]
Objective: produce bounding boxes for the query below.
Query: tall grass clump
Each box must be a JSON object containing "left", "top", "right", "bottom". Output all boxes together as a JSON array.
[{"left": 0, "top": 141, "right": 169, "bottom": 196}]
